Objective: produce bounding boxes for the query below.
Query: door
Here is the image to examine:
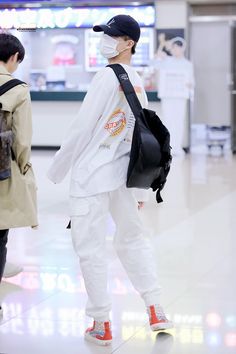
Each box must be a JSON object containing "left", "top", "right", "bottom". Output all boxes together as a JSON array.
[
  {"left": 231, "top": 24, "right": 236, "bottom": 153},
  {"left": 190, "top": 21, "right": 231, "bottom": 134}
]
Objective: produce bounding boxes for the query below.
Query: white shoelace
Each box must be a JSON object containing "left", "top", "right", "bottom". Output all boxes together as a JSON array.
[
  {"left": 94, "top": 321, "right": 105, "bottom": 332},
  {"left": 155, "top": 306, "right": 168, "bottom": 321},
  {"left": 147, "top": 305, "right": 167, "bottom": 321}
]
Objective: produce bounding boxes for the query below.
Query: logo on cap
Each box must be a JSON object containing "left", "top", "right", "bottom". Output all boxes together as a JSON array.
[{"left": 107, "top": 18, "right": 115, "bottom": 26}]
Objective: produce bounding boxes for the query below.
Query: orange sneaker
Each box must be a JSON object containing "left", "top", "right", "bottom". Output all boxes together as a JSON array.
[
  {"left": 85, "top": 320, "right": 112, "bottom": 346},
  {"left": 147, "top": 305, "right": 173, "bottom": 331}
]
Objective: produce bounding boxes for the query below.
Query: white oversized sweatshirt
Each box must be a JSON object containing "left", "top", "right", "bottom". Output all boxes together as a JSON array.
[{"left": 47, "top": 64, "right": 148, "bottom": 199}]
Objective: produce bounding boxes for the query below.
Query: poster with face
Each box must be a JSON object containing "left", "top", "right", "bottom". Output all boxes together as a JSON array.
[
  {"left": 51, "top": 34, "right": 79, "bottom": 66},
  {"left": 156, "top": 28, "right": 185, "bottom": 56}
]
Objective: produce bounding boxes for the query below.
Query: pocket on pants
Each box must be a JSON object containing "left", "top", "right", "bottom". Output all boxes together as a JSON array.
[{"left": 69, "top": 197, "right": 90, "bottom": 217}]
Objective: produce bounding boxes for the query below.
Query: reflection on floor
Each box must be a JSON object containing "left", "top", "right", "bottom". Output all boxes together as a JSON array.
[{"left": 0, "top": 147, "right": 236, "bottom": 353}]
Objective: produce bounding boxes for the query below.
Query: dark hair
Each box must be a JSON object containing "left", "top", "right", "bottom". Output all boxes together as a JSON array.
[
  {"left": 131, "top": 43, "right": 137, "bottom": 55},
  {"left": 0, "top": 33, "right": 25, "bottom": 63},
  {"left": 123, "top": 35, "right": 137, "bottom": 55},
  {"left": 172, "top": 40, "right": 184, "bottom": 47}
]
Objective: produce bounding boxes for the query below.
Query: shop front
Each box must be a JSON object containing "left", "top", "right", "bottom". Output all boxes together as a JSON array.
[{"left": 0, "top": 3, "right": 158, "bottom": 146}]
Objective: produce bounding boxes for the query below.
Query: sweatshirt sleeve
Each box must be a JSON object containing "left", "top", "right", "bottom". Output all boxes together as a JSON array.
[{"left": 47, "top": 68, "right": 116, "bottom": 183}]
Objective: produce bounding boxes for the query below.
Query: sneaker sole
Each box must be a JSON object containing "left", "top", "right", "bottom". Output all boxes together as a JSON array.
[
  {"left": 84, "top": 333, "right": 112, "bottom": 346},
  {"left": 3, "top": 267, "right": 23, "bottom": 278},
  {"left": 151, "top": 322, "right": 174, "bottom": 331}
]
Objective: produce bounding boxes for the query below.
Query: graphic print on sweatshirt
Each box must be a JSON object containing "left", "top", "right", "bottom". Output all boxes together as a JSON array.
[
  {"left": 99, "top": 85, "right": 143, "bottom": 151},
  {"left": 104, "top": 109, "right": 126, "bottom": 136}
]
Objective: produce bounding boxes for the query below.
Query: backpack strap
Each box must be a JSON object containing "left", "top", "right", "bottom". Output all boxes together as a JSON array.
[
  {"left": 0, "top": 79, "right": 25, "bottom": 96},
  {"left": 107, "top": 64, "right": 143, "bottom": 120},
  {"left": 0, "top": 79, "right": 25, "bottom": 161}
]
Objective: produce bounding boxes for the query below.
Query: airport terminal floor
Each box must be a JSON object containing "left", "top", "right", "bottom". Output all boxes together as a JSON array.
[{"left": 0, "top": 145, "right": 236, "bottom": 353}]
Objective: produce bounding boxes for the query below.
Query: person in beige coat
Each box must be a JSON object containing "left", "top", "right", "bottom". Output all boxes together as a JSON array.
[{"left": 0, "top": 33, "right": 38, "bottom": 316}]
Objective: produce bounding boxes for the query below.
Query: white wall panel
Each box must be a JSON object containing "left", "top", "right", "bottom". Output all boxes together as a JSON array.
[{"left": 156, "top": 0, "right": 188, "bottom": 28}]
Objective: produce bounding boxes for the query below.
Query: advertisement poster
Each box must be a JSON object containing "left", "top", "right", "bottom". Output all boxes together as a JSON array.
[{"left": 156, "top": 28, "right": 185, "bottom": 54}]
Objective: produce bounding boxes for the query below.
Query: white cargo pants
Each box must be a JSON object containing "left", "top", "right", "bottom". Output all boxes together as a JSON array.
[{"left": 70, "top": 184, "right": 161, "bottom": 321}]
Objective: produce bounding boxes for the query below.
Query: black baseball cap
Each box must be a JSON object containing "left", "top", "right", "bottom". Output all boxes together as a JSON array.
[{"left": 93, "top": 14, "right": 141, "bottom": 43}]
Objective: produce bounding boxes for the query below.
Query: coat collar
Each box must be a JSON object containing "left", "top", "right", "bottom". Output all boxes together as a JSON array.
[{"left": 0, "top": 65, "right": 12, "bottom": 76}]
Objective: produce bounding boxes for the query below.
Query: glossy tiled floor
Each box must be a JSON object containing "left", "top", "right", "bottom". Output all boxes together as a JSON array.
[{"left": 0, "top": 145, "right": 236, "bottom": 353}]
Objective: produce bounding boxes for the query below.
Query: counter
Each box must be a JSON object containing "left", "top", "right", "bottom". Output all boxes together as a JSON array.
[{"left": 30, "top": 91, "right": 160, "bottom": 102}]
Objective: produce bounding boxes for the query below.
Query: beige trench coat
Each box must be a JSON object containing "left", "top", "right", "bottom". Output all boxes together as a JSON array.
[{"left": 0, "top": 65, "right": 38, "bottom": 229}]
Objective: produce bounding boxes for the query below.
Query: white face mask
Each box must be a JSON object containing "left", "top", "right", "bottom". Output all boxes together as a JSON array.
[{"left": 99, "top": 34, "right": 119, "bottom": 59}]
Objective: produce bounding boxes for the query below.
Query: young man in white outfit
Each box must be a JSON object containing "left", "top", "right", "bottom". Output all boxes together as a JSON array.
[{"left": 48, "top": 15, "right": 173, "bottom": 346}]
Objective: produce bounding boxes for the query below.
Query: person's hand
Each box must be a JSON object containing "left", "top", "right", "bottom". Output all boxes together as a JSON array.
[
  {"left": 138, "top": 201, "right": 145, "bottom": 210},
  {"left": 158, "top": 33, "right": 166, "bottom": 45},
  {"left": 155, "top": 33, "right": 167, "bottom": 59}
]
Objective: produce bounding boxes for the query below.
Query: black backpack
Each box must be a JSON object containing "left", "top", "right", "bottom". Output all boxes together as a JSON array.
[
  {"left": 0, "top": 79, "right": 25, "bottom": 181},
  {"left": 107, "top": 64, "right": 172, "bottom": 203}
]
